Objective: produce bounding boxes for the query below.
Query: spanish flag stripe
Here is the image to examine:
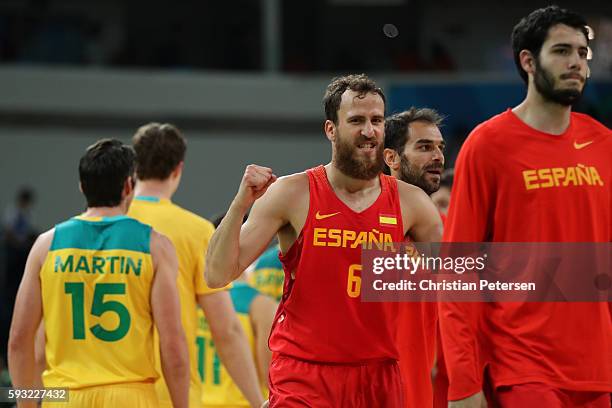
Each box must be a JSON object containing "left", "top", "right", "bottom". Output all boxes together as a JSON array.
[{"left": 379, "top": 215, "right": 397, "bottom": 225}]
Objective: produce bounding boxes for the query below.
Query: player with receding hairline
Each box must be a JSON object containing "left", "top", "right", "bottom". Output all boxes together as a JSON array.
[{"left": 206, "top": 74, "right": 443, "bottom": 407}]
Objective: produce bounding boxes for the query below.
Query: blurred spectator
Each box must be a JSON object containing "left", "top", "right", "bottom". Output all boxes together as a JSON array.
[
  {"left": 431, "top": 168, "right": 453, "bottom": 217},
  {"left": 19, "top": 14, "right": 89, "bottom": 64},
  {"left": 0, "top": 355, "right": 11, "bottom": 408},
  {"left": 590, "top": 17, "right": 612, "bottom": 76},
  {"left": 0, "top": 355, "right": 9, "bottom": 385},
  {"left": 3, "top": 187, "right": 37, "bottom": 264},
  {"left": 393, "top": 44, "right": 424, "bottom": 71},
  {"left": 0, "top": 14, "right": 11, "bottom": 61},
  {"left": 429, "top": 40, "right": 455, "bottom": 71},
  {"left": 2, "top": 187, "right": 38, "bottom": 361}
]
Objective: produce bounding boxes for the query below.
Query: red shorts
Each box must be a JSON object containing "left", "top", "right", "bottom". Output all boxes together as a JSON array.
[
  {"left": 269, "top": 355, "right": 404, "bottom": 407},
  {"left": 492, "top": 383, "right": 611, "bottom": 408}
]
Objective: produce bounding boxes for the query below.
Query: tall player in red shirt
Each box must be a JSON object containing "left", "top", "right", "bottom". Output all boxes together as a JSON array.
[
  {"left": 440, "top": 6, "right": 611, "bottom": 408},
  {"left": 383, "top": 107, "right": 445, "bottom": 408},
  {"left": 206, "top": 74, "right": 443, "bottom": 407}
]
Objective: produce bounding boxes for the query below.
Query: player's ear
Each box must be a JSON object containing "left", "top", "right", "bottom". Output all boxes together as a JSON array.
[
  {"left": 520, "top": 49, "right": 536, "bottom": 77},
  {"left": 78, "top": 182, "right": 83, "bottom": 194},
  {"left": 123, "top": 176, "right": 134, "bottom": 198},
  {"left": 384, "top": 148, "right": 400, "bottom": 172},
  {"left": 172, "top": 161, "right": 184, "bottom": 178},
  {"left": 324, "top": 120, "right": 336, "bottom": 142}
]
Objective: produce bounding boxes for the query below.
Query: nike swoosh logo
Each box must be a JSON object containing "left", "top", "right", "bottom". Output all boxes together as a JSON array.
[
  {"left": 315, "top": 211, "right": 340, "bottom": 220},
  {"left": 574, "top": 140, "right": 594, "bottom": 150}
]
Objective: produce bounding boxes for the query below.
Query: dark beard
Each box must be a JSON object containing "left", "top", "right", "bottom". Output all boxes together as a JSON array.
[
  {"left": 334, "top": 137, "right": 384, "bottom": 180},
  {"left": 534, "top": 59, "right": 584, "bottom": 106},
  {"left": 399, "top": 155, "right": 440, "bottom": 196}
]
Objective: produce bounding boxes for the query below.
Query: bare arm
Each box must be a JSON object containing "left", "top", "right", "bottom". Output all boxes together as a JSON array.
[
  {"left": 151, "top": 231, "right": 189, "bottom": 408},
  {"left": 398, "top": 181, "right": 443, "bottom": 242},
  {"left": 448, "top": 392, "right": 487, "bottom": 408},
  {"left": 198, "top": 291, "right": 264, "bottom": 408},
  {"left": 206, "top": 165, "right": 292, "bottom": 288},
  {"left": 34, "top": 322, "right": 45, "bottom": 388},
  {"left": 249, "top": 294, "right": 278, "bottom": 385},
  {"left": 8, "top": 230, "right": 52, "bottom": 408}
]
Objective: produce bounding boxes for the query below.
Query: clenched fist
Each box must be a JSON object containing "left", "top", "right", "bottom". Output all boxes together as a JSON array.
[{"left": 234, "top": 164, "right": 277, "bottom": 209}]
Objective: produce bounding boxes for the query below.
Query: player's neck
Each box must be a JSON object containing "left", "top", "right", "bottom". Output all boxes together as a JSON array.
[
  {"left": 82, "top": 206, "right": 126, "bottom": 218},
  {"left": 513, "top": 90, "right": 572, "bottom": 135},
  {"left": 134, "top": 179, "right": 175, "bottom": 200},
  {"left": 325, "top": 163, "right": 380, "bottom": 194}
]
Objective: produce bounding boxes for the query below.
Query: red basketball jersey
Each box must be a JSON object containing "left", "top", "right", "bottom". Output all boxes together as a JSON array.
[{"left": 269, "top": 165, "right": 405, "bottom": 363}]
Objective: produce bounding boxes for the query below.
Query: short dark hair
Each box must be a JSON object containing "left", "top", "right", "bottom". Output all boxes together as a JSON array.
[
  {"left": 384, "top": 107, "right": 444, "bottom": 153},
  {"left": 132, "top": 123, "right": 186, "bottom": 180},
  {"left": 512, "top": 6, "right": 589, "bottom": 84},
  {"left": 323, "top": 74, "right": 386, "bottom": 124},
  {"left": 79, "top": 139, "right": 135, "bottom": 208}
]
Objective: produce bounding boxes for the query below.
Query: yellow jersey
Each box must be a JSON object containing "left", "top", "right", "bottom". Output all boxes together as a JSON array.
[
  {"left": 128, "top": 196, "right": 224, "bottom": 407},
  {"left": 197, "top": 282, "right": 268, "bottom": 407},
  {"left": 41, "top": 215, "right": 157, "bottom": 389},
  {"left": 248, "top": 246, "right": 284, "bottom": 301}
]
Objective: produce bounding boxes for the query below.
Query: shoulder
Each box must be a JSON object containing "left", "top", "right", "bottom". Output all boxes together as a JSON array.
[
  {"left": 396, "top": 179, "right": 431, "bottom": 203},
  {"left": 256, "top": 171, "right": 309, "bottom": 212},
  {"left": 395, "top": 180, "right": 436, "bottom": 217},
  {"left": 462, "top": 110, "right": 512, "bottom": 151},
  {"left": 169, "top": 203, "right": 215, "bottom": 235},
  {"left": 248, "top": 170, "right": 310, "bottom": 231},
  {"left": 36, "top": 228, "right": 55, "bottom": 251},
  {"left": 122, "top": 215, "right": 153, "bottom": 230},
  {"left": 268, "top": 171, "right": 309, "bottom": 196},
  {"left": 30, "top": 227, "right": 55, "bottom": 264},
  {"left": 116, "top": 217, "right": 154, "bottom": 247},
  {"left": 395, "top": 180, "right": 441, "bottom": 234},
  {"left": 150, "top": 229, "right": 177, "bottom": 260},
  {"left": 453, "top": 112, "right": 513, "bottom": 170},
  {"left": 54, "top": 217, "right": 82, "bottom": 230},
  {"left": 572, "top": 112, "right": 612, "bottom": 135}
]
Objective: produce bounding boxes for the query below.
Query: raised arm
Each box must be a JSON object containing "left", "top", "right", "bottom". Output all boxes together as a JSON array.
[
  {"left": 206, "top": 165, "right": 293, "bottom": 288},
  {"left": 8, "top": 230, "right": 52, "bottom": 408},
  {"left": 150, "top": 231, "right": 189, "bottom": 408}
]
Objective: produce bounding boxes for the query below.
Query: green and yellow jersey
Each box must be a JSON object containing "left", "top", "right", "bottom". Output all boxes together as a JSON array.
[
  {"left": 41, "top": 215, "right": 157, "bottom": 388},
  {"left": 128, "top": 196, "right": 226, "bottom": 408},
  {"left": 248, "top": 246, "right": 284, "bottom": 301},
  {"left": 197, "top": 282, "right": 268, "bottom": 407}
]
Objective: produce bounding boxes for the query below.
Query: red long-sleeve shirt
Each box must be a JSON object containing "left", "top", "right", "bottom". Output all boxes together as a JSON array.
[{"left": 440, "top": 109, "right": 612, "bottom": 400}]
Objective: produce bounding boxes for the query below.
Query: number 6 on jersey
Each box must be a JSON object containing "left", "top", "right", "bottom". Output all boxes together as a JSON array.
[{"left": 347, "top": 264, "right": 362, "bottom": 298}]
